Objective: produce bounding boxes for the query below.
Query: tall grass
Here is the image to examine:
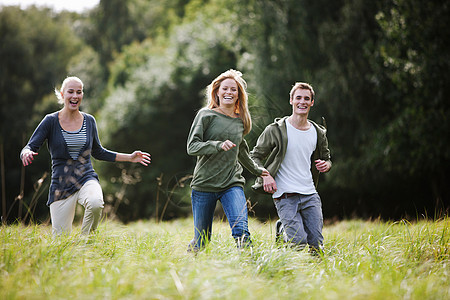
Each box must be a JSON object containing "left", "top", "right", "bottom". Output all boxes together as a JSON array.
[{"left": 1, "top": 217, "right": 449, "bottom": 299}]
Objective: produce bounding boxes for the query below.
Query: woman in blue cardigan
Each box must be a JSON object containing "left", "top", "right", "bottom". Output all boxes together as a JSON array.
[{"left": 20, "top": 76, "right": 151, "bottom": 236}]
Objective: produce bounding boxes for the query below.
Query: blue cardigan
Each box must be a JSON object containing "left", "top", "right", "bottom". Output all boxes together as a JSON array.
[{"left": 21, "top": 111, "right": 117, "bottom": 206}]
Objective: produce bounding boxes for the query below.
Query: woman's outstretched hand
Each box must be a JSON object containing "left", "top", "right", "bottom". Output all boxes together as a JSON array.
[
  {"left": 21, "top": 150, "right": 38, "bottom": 166},
  {"left": 130, "top": 151, "right": 151, "bottom": 166}
]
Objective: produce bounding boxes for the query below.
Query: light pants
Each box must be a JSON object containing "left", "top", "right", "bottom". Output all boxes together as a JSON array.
[
  {"left": 49, "top": 180, "right": 104, "bottom": 236},
  {"left": 274, "top": 193, "right": 323, "bottom": 250}
]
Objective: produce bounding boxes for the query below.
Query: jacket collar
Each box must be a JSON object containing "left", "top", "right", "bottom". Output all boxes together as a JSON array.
[
  {"left": 274, "top": 116, "right": 289, "bottom": 127},
  {"left": 274, "top": 116, "right": 327, "bottom": 134}
]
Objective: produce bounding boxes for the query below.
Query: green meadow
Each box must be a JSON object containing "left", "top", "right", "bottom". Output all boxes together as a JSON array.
[{"left": 1, "top": 218, "right": 449, "bottom": 299}]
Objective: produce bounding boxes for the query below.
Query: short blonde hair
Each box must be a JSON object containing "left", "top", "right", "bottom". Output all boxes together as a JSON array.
[
  {"left": 289, "top": 82, "right": 315, "bottom": 101},
  {"left": 54, "top": 76, "right": 84, "bottom": 104},
  {"left": 206, "top": 69, "right": 252, "bottom": 135}
]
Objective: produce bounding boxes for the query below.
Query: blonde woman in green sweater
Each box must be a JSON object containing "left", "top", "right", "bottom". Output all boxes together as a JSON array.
[{"left": 187, "top": 69, "right": 269, "bottom": 251}]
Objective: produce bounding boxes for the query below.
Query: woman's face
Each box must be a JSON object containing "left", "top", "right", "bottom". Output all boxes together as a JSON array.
[
  {"left": 217, "top": 78, "right": 238, "bottom": 108},
  {"left": 62, "top": 80, "right": 83, "bottom": 111}
]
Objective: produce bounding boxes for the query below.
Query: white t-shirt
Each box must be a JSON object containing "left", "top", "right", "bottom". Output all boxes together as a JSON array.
[{"left": 273, "top": 120, "right": 317, "bottom": 198}]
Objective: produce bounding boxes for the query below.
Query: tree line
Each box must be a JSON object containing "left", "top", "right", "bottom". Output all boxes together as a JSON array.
[{"left": 1, "top": 0, "right": 448, "bottom": 224}]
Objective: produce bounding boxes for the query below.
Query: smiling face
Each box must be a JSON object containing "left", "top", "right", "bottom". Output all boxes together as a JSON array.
[
  {"left": 290, "top": 88, "right": 314, "bottom": 116},
  {"left": 61, "top": 80, "right": 83, "bottom": 111},
  {"left": 217, "top": 78, "right": 238, "bottom": 108}
]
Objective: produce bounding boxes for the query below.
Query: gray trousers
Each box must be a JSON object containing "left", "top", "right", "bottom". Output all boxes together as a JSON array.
[{"left": 274, "top": 193, "right": 323, "bottom": 249}]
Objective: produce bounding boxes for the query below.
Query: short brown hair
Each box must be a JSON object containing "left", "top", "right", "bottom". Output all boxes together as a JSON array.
[{"left": 289, "top": 82, "right": 315, "bottom": 101}]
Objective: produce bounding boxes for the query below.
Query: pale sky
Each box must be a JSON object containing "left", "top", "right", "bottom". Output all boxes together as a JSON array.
[{"left": 0, "top": 0, "right": 100, "bottom": 12}]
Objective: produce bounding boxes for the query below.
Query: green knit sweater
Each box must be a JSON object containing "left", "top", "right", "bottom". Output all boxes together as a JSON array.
[{"left": 187, "top": 108, "right": 264, "bottom": 192}]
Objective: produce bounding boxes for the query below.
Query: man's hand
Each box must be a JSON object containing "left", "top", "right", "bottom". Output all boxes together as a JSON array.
[
  {"left": 315, "top": 159, "right": 331, "bottom": 173},
  {"left": 262, "top": 173, "right": 277, "bottom": 194}
]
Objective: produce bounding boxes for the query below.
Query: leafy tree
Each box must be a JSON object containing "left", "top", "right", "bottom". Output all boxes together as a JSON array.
[
  {"left": 3, "top": 0, "right": 448, "bottom": 224},
  {"left": 95, "top": 2, "right": 246, "bottom": 221},
  {"left": 311, "top": 0, "right": 450, "bottom": 217},
  {"left": 0, "top": 6, "right": 84, "bottom": 222},
  {"left": 233, "top": 0, "right": 450, "bottom": 218},
  {"left": 84, "top": 0, "right": 188, "bottom": 81},
  {"left": 368, "top": 0, "right": 450, "bottom": 212}
]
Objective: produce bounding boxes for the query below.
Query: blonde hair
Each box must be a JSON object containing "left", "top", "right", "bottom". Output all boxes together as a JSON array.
[
  {"left": 54, "top": 76, "right": 84, "bottom": 104},
  {"left": 206, "top": 69, "right": 252, "bottom": 135},
  {"left": 289, "top": 82, "right": 315, "bottom": 101}
]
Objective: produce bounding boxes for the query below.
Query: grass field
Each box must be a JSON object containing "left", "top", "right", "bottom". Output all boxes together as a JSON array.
[{"left": 1, "top": 217, "right": 449, "bottom": 299}]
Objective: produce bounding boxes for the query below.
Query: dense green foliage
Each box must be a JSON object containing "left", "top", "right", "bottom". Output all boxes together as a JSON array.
[
  {"left": 1, "top": 218, "right": 449, "bottom": 298},
  {"left": 1, "top": 0, "right": 449, "bottom": 223}
]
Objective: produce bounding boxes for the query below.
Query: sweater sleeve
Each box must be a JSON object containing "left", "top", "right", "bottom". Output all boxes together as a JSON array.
[
  {"left": 20, "top": 114, "right": 52, "bottom": 159},
  {"left": 238, "top": 139, "right": 264, "bottom": 176},
  {"left": 320, "top": 131, "right": 332, "bottom": 167},
  {"left": 316, "top": 123, "right": 332, "bottom": 165},
  {"left": 89, "top": 115, "right": 117, "bottom": 162},
  {"left": 249, "top": 126, "right": 273, "bottom": 168},
  {"left": 187, "top": 110, "right": 223, "bottom": 156}
]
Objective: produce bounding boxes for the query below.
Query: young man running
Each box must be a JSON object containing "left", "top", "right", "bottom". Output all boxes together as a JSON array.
[{"left": 251, "top": 82, "right": 331, "bottom": 253}]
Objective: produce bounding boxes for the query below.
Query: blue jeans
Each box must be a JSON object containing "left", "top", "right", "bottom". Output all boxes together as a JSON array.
[
  {"left": 190, "top": 186, "right": 251, "bottom": 249},
  {"left": 274, "top": 193, "right": 323, "bottom": 250}
]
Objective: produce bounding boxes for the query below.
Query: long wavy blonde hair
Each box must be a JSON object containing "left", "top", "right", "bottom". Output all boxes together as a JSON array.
[{"left": 205, "top": 69, "right": 252, "bottom": 135}]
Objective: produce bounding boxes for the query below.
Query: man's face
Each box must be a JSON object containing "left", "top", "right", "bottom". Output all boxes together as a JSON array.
[{"left": 290, "top": 88, "right": 314, "bottom": 116}]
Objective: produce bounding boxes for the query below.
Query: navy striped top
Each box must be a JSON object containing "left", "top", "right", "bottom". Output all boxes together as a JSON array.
[{"left": 61, "top": 117, "right": 87, "bottom": 160}]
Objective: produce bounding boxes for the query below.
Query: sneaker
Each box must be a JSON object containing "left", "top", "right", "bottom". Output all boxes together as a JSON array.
[
  {"left": 309, "top": 245, "right": 324, "bottom": 257},
  {"left": 187, "top": 240, "right": 199, "bottom": 253},
  {"left": 235, "top": 235, "right": 252, "bottom": 249},
  {"left": 275, "top": 219, "right": 284, "bottom": 243}
]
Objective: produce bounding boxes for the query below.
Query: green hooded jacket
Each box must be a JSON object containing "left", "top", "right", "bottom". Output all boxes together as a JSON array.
[{"left": 250, "top": 116, "right": 331, "bottom": 194}]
